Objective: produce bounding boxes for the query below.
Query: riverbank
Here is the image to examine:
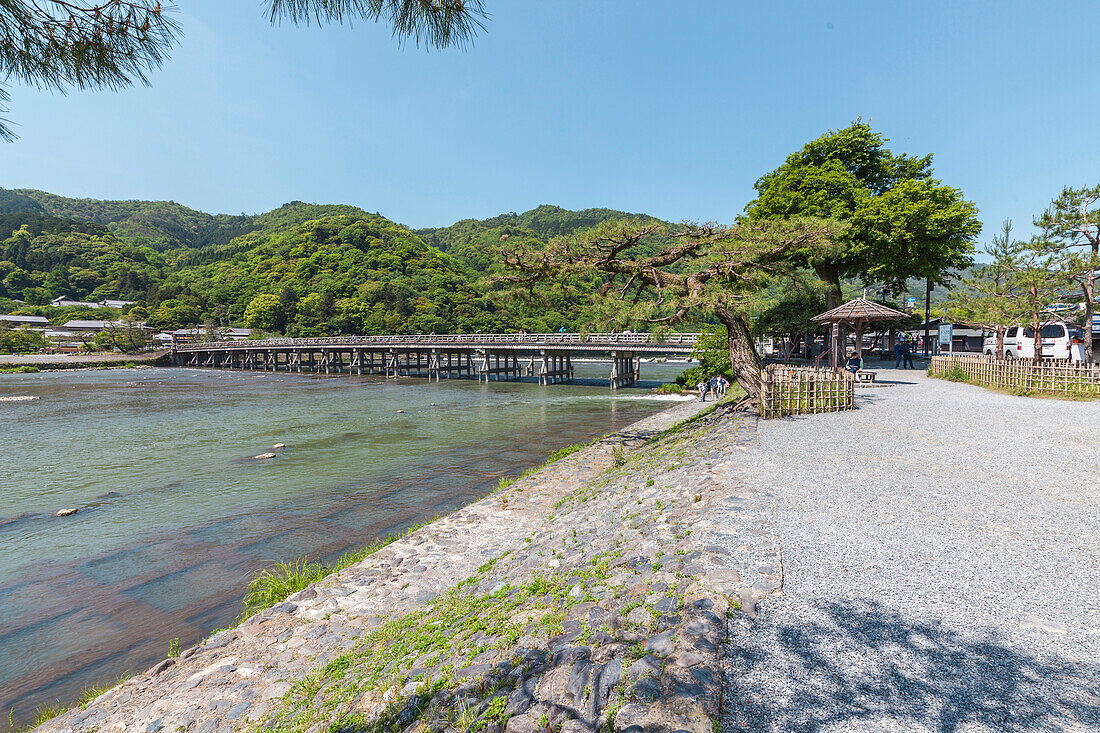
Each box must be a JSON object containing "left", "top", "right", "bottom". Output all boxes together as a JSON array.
[
  {"left": 29, "top": 396, "right": 774, "bottom": 733},
  {"left": 2, "top": 368, "right": 684, "bottom": 729},
  {"left": 0, "top": 351, "right": 170, "bottom": 371}
]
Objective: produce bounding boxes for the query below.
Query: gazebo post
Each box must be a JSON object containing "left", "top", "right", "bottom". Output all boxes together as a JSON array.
[
  {"left": 854, "top": 320, "right": 864, "bottom": 358},
  {"left": 830, "top": 323, "right": 839, "bottom": 369}
]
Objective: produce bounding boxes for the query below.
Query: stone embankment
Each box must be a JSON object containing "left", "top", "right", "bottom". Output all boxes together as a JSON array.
[
  {"left": 34, "top": 398, "right": 777, "bottom": 733},
  {"left": 0, "top": 351, "right": 170, "bottom": 370}
]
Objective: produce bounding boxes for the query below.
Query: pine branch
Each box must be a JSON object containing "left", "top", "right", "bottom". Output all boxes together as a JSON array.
[
  {"left": 267, "top": 0, "right": 486, "bottom": 48},
  {"left": 0, "top": 0, "right": 179, "bottom": 139},
  {"left": 0, "top": 0, "right": 486, "bottom": 140}
]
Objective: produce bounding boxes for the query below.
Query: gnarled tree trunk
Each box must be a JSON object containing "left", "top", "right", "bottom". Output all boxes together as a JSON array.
[
  {"left": 814, "top": 261, "right": 843, "bottom": 309},
  {"left": 715, "top": 303, "right": 763, "bottom": 399},
  {"left": 1083, "top": 267, "right": 1095, "bottom": 364}
]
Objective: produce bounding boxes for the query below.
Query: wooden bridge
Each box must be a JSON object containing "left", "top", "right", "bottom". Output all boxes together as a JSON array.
[{"left": 172, "top": 332, "right": 700, "bottom": 389}]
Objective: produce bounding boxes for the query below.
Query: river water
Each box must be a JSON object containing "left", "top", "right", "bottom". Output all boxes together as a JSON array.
[{"left": 0, "top": 364, "right": 688, "bottom": 725}]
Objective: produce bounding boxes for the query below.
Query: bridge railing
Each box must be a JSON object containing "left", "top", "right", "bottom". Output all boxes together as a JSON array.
[{"left": 173, "top": 332, "right": 701, "bottom": 351}]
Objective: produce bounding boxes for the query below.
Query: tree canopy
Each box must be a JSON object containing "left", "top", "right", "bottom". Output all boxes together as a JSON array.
[
  {"left": 744, "top": 120, "right": 980, "bottom": 305},
  {"left": 944, "top": 220, "right": 1071, "bottom": 359},
  {"left": 1033, "top": 184, "right": 1100, "bottom": 361},
  {"left": 941, "top": 221, "right": 1029, "bottom": 357}
]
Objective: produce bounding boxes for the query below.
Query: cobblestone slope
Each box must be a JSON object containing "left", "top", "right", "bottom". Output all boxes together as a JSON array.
[{"left": 35, "top": 398, "right": 772, "bottom": 733}]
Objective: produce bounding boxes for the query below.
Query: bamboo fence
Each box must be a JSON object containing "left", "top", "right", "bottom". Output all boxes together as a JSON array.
[
  {"left": 759, "top": 364, "right": 855, "bottom": 418},
  {"left": 929, "top": 354, "right": 1100, "bottom": 397}
]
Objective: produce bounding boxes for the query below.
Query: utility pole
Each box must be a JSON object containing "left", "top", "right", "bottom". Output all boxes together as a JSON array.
[{"left": 924, "top": 276, "right": 932, "bottom": 357}]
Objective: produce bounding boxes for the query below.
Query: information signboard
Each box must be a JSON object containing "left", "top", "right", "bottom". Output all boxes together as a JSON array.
[
  {"left": 905, "top": 296, "right": 917, "bottom": 309},
  {"left": 1093, "top": 313, "right": 1100, "bottom": 334},
  {"left": 938, "top": 323, "right": 954, "bottom": 353}
]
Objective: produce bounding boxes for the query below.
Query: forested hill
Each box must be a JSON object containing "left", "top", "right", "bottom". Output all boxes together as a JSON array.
[
  {"left": 0, "top": 190, "right": 658, "bottom": 335},
  {"left": 417, "top": 205, "right": 666, "bottom": 274},
  {"left": 419, "top": 204, "right": 663, "bottom": 244},
  {"left": 0, "top": 188, "right": 365, "bottom": 251}
]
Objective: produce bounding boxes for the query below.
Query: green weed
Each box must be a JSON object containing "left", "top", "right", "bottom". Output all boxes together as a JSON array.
[
  {"left": 496, "top": 440, "right": 592, "bottom": 492},
  {"left": 242, "top": 558, "right": 329, "bottom": 619},
  {"left": 242, "top": 517, "right": 438, "bottom": 618},
  {"left": 79, "top": 674, "right": 131, "bottom": 708}
]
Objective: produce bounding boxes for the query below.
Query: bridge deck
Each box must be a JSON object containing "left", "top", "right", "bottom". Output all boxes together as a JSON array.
[
  {"left": 172, "top": 332, "right": 700, "bottom": 354},
  {"left": 172, "top": 333, "right": 699, "bottom": 389}
]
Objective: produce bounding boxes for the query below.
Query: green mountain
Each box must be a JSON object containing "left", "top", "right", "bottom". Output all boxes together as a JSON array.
[
  {"left": 0, "top": 190, "right": 649, "bottom": 334},
  {"left": 1, "top": 188, "right": 252, "bottom": 250},
  {"left": 149, "top": 212, "right": 518, "bottom": 335},
  {"left": 2, "top": 188, "right": 949, "bottom": 338},
  {"left": 0, "top": 188, "right": 367, "bottom": 251},
  {"left": 417, "top": 204, "right": 666, "bottom": 274}
]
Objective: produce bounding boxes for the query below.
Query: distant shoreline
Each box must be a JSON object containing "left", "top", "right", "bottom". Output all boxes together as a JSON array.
[{"left": 0, "top": 351, "right": 170, "bottom": 371}]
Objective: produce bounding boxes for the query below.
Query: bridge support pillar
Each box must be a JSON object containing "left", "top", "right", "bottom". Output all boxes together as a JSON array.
[
  {"left": 610, "top": 351, "right": 636, "bottom": 390},
  {"left": 537, "top": 350, "right": 573, "bottom": 385}
]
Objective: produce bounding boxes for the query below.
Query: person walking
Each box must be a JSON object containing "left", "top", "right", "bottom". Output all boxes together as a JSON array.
[
  {"left": 697, "top": 380, "right": 708, "bottom": 402},
  {"left": 894, "top": 340, "right": 904, "bottom": 368},
  {"left": 901, "top": 339, "right": 915, "bottom": 369}
]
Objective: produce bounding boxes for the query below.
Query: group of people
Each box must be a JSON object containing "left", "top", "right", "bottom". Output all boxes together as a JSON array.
[
  {"left": 843, "top": 338, "right": 917, "bottom": 374},
  {"left": 696, "top": 375, "right": 730, "bottom": 401},
  {"left": 894, "top": 338, "right": 916, "bottom": 369}
]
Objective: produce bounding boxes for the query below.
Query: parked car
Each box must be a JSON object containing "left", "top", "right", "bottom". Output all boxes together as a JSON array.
[{"left": 982, "top": 323, "right": 1087, "bottom": 362}]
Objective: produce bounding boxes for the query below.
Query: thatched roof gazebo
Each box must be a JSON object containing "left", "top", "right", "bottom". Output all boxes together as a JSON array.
[{"left": 811, "top": 297, "right": 910, "bottom": 368}]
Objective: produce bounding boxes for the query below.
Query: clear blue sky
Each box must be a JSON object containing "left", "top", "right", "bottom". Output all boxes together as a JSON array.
[{"left": 3, "top": 0, "right": 1098, "bottom": 240}]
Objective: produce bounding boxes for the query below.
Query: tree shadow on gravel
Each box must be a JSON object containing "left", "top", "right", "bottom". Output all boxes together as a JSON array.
[{"left": 725, "top": 599, "right": 1100, "bottom": 732}]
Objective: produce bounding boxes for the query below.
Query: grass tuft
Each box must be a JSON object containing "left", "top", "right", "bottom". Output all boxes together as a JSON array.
[
  {"left": 241, "top": 517, "right": 440, "bottom": 619},
  {"left": 79, "top": 674, "right": 131, "bottom": 709},
  {"left": 243, "top": 558, "right": 330, "bottom": 618},
  {"left": 496, "top": 440, "right": 592, "bottom": 492}
]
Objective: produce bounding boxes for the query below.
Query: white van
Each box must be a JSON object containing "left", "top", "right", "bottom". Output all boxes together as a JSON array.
[{"left": 983, "top": 323, "right": 1087, "bottom": 362}]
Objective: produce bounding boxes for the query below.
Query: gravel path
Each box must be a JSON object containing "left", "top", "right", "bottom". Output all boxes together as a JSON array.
[{"left": 722, "top": 365, "right": 1100, "bottom": 732}]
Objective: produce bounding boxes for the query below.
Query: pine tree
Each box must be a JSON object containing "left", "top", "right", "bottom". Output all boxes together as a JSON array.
[
  {"left": 503, "top": 217, "right": 840, "bottom": 398},
  {"left": 1034, "top": 185, "right": 1100, "bottom": 363},
  {"left": 942, "top": 221, "right": 1029, "bottom": 359}
]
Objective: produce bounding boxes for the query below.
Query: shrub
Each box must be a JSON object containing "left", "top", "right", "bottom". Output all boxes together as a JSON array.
[{"left": 944, "top": 365, "right": 969, "bottom": 382}]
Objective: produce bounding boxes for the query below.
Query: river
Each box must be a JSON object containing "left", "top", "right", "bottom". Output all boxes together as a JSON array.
[{"left": 0, "top": 363, "right": 689, "bottom": 726}]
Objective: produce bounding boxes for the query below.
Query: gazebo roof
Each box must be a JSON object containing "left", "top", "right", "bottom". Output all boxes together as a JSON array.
[{"left": 811, "top": 297, "right": 910, "bottom": 324}]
